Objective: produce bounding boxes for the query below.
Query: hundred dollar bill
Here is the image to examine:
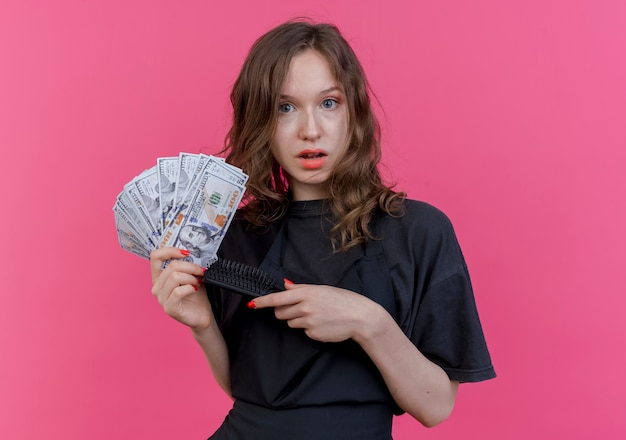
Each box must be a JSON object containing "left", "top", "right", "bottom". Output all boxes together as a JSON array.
[
  {"left": 124, "top": 176, "right": 161, "bottom": 243},
  {"left": 159, "top": 158, "right": 246, "bottom": 266},
  {"left": 163, "top": 153, "right": 204, "bottom": 229},
  {"left": 164, "top": 154, "right": 239, "bottom": 229},
  {"left": 114, "top": 189, "right": 158, "bottom": 248},
  {"left": 171, "top": 156, "right": 248, "bottom": 224},
  {"left": 114, "top": 152, "right": 248, "bottom": 264},
  {"left": 115, "top": 214, "right": 152, "bottom": 259},
  {"left": 157, "top": 156, "right": 179, "bottom": 230},
  {"left": 169, "top": 153, "right": 200, "bottom": 221},
  {"left": 113, "top": 200, "right": 152, "bottom": 250},
  {"left": 210, "top": 155, "right": 249, "bottom": 186},
  {"left": 132, "top": 166, "right": 162, "bottom": 237}
]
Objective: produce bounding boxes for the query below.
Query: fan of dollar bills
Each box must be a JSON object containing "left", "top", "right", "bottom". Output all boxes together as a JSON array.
[{"left": 113, "top": 153, "right": 248, "bottom": 266}]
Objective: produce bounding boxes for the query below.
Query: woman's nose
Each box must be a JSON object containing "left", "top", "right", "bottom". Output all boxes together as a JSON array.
[{"left": 299, "top": 110, "right": 321, "bottom": 140}]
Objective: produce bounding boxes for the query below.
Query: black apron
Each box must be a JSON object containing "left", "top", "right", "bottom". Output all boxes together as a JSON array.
[{"left": 209, "top": 213, "right": 400, "bottom": 440}]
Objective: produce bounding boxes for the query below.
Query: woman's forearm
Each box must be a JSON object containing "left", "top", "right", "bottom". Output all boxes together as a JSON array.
[
  {"left": 192, "top": 318, "right": 232, "bottom": 398},
  {"left": 353, "top": 304, "right": 458, "bottom": 427}
]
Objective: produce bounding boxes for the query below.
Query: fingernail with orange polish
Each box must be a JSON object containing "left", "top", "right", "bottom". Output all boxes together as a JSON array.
[
  {"left": 284, "top": 278, "right": 294, "bottom": 285},
  {"left": 180, "top": 249, "right": 190, "bottom": 256}
]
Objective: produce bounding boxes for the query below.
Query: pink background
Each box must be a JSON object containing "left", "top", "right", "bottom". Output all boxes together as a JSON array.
[{"left": 1, "top": 0, "right": 625, "bottom": 438}]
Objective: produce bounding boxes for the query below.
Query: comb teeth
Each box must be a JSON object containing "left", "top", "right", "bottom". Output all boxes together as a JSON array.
[{"left": 203, "top": 259, "right": 284, "bottom": 298}]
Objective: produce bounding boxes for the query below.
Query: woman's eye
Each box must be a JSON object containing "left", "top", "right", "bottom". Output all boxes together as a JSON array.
[
  {"left": 279, "top": 103, "right": 294, "bottom": 113},
  {"left": 321, "top": 98, "right": 337, "bottom": 109}
]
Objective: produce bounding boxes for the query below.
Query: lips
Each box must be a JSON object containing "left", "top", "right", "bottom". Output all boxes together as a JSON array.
[
  {"left": 297, "top": 149, "right": 327, "bottom": 170},
  {"left": 298, "top": 149, "right": 327, "bottom": 159}
]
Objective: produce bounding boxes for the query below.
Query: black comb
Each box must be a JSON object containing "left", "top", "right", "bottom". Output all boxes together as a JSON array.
[{"left": 203, "top": 259, "right": 285, "bottom": 298}]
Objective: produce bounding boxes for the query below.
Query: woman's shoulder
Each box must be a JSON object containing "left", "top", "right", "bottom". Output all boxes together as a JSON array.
[
  {"left": 401, "top": 199, "right": 450, "bottom": 219},
  {"left": 378, "top": 199, "right": 467, "bottom": 283},
  {"left": 382, "top": 198, "right": 456, "bottom": 236}
]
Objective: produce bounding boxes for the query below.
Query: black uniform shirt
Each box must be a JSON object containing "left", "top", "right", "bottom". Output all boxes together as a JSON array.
[{"left": 208, "top": 199, "right": 495, "bottom": 410}]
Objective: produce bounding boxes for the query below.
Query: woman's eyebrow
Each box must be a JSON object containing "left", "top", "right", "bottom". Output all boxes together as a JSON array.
[
  {"left": 279, "top": 86, "right": 344, "bottom": 101},
  {"left": 319, "top": 86, "right": 343, "bottom": 95}
]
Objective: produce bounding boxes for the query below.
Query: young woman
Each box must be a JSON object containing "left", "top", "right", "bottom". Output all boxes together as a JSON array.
[{"left": 150, "top": 20, "right": 495, "bottom": 440}]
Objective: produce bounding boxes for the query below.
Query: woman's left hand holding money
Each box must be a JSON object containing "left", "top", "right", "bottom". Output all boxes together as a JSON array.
[
  {"left": 150, "top": 247, "right": 211, "bottom": 330},
  {"left": 150, "top": 247, "right": 232, "bottom": 396}
]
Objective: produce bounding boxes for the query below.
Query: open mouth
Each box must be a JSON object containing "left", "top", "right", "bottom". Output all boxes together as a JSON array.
[
  {"left": 297, "top": 150, "right": 327, "bottom": 169},
  {"left": 298, "top": 150, "right": 327, "bottom": 159}
]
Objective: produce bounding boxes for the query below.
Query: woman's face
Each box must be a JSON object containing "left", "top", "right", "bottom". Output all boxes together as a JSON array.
[{"left": 270, "top": 49, "right": 349, "bottom": 201}]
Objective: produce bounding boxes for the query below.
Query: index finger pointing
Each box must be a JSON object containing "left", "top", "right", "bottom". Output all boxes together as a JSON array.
[{"left": 250, "top": 290, "right": 300, "bottom": 309}]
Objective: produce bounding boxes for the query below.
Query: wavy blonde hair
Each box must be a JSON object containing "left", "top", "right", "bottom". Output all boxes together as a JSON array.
[{"left": 222, "top": 20, "right": 405, "bottom": 251}]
